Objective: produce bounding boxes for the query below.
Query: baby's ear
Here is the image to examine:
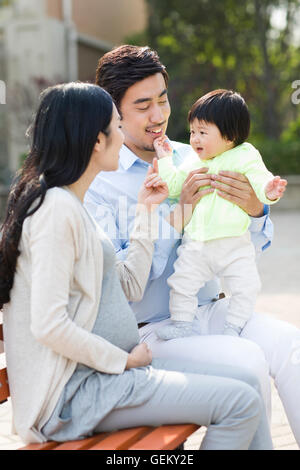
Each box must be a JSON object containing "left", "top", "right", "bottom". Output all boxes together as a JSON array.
[{"left": 225, "top": 138, "right": 235, "bottom": 149}]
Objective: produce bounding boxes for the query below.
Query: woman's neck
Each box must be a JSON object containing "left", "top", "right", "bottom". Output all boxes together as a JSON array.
[{"left": 67, "top": 167, "right": 99, "bottom": 203}]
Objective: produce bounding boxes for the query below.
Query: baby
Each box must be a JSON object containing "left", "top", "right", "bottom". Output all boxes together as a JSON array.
[{"left": 154, "top": 89, "right": 287, "bottom": 340}]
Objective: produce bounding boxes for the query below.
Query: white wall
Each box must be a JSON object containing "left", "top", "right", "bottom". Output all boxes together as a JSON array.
[{"left": 0, "top": 0, "right": 74, "bottom": 172}]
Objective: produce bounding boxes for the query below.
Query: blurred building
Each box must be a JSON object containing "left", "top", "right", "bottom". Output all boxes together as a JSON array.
[{"left": 0, "top": 0, "right": 147, "bottom": 174}]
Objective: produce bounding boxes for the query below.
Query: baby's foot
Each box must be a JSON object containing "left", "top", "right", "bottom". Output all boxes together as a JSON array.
[{"left": 156, "top": 321, "right": 195, "bottom": 340}]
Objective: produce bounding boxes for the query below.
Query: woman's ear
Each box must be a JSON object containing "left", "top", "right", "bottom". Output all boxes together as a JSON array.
[{"left": 94, "top": 132, "right": 104, "bottom": 153}]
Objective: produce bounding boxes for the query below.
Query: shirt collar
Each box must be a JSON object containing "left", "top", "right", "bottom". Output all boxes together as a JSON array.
[{"left": 119, "top": 144, "right": 150, "bottom": 171}]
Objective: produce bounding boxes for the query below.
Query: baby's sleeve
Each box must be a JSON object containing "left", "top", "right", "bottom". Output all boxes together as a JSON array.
[
  {"left": 242, "top": 147, "right": 277, "bottom": 205},
  {"left": 158, "top": 156, "right": 188, "bottom": 199}
]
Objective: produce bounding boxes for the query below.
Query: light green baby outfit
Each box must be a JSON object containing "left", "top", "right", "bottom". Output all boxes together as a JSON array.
[{"left": 158, "top": 142, "right": 277, "bottom": 242}]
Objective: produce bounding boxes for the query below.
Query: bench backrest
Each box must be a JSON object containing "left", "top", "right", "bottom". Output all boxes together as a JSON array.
[{"left": 0, "top": 324, "right": 10, "bottom": 403}]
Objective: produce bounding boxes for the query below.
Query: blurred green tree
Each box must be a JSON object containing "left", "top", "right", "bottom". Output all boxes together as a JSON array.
[{"left": 129, "top": 0, "right": 300, "bottom": 145}]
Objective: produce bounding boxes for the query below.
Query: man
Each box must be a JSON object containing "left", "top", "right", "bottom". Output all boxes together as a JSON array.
[{"left": 84, "top": 45, "right": 300, "bottom": 445}]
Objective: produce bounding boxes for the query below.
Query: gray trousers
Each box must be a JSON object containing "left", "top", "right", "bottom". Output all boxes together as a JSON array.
[{"left": 95, "top": 358, "right": 273, "bottom": 450}]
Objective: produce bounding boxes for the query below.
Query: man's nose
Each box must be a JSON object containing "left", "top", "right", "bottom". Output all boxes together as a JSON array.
[{"left": 149, "top": 104, "right": 164, "bottom": 123}]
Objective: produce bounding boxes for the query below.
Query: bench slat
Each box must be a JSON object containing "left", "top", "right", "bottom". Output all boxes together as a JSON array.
[
  {"left": 129, "top": 424, "right": 199, "bottom": 450},
  {"left": 21, "top": 441, "right": 59, "bottom": 450},
  {"left": 54, "top": 433, "right": 110, "bottom": 450},
  {"left": 89, "top": 427, "right": 152, "bottom": 450},
  {"left": 0, "top": 368, "right": 10, "bottom": 404}
]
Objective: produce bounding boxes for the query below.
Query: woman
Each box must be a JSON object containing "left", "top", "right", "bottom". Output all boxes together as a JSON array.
[{"left": 0, "top": 83, "right": 272, "bottom": 449}]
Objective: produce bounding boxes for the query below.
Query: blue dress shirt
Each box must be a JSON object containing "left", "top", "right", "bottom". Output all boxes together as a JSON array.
[{"left": 84, "top": 142, "right": 273, "bottom": 324}]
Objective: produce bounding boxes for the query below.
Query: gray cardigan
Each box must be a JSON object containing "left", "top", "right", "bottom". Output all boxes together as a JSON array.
[{"left": 3, "top": 187, "right": 159, "bottom": 443}]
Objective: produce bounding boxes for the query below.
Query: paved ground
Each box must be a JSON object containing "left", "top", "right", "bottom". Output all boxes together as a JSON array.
[
  {"left": 185, "top": 210, "right": 300, "bottom": 451},
  {"left": 0, "top": 210, "right": 299, "bottom": 450}
]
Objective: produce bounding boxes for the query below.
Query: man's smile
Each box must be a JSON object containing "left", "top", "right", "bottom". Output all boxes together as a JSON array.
[{"left": 145, "top": 125, "right": 165, "bottom": 138}]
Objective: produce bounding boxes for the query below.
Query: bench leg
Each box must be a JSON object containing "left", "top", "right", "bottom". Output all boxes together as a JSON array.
[{"left": 176, "top": 442, "right": 185, "bottom": 450}]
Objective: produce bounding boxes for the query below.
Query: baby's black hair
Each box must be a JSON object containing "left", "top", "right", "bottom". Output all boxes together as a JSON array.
[{"left": 188, "top": 89, "right": 250, "bottom": 146}]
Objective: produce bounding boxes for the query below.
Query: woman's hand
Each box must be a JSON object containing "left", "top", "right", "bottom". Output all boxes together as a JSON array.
[
  {"left": 137, "top": 158, "right": 169, "bottom": 211},
  {"left": 126, "top": 343, "right": 152, "bottom": 369}
]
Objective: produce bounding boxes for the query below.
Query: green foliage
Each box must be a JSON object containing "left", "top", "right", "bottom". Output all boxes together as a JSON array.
[
  {"left": 281, "top": 116, "right": 300, "bottom": 141},
  {"left": 0, "top": 164, "right": 6, "bottom": 184},
  {"left": 0, "top": 0, "right": 13, "bottom": 7},
  {"left": 128, "top": 0, "right": 300, "bottom": 171},
  {"left": 19, "top": 152, "right": 27, "bottom": 168},
  {"left": 250, "top": 137, "right": 300, "bottom": 175}
]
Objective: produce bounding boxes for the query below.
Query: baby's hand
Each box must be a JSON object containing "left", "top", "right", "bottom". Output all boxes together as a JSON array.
[
  {"left": 153, "top": 135, "right": 173, "bottom": 159},
  {"left": 265, "top": 176, "right": 288, "bottom": 201}
]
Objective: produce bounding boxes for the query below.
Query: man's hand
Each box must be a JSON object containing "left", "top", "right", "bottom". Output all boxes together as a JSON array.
[
  {"left": 167, "top": 168, "right": 213, "bottom": 232},
  {"left": 210, "top": 171, "right": 265, "bottom": 217}
]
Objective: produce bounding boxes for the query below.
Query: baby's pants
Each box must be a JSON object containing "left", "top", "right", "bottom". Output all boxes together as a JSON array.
[{"left": 168, "top": 232, "right": 261, "bottom": 330}]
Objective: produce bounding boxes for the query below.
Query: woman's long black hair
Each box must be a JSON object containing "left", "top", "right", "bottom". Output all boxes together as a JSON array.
[{"left": 0, "top": 82, "right": 113, "bottom": 309}]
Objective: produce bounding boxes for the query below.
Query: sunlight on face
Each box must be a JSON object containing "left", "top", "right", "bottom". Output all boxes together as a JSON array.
[{"left": 190, "top": 119, "right": 234, "bottom": 160}]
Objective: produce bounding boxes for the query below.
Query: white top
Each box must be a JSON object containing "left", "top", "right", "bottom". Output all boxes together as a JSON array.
[{"left": 2, "top": 187, "right": 159, "bottom": 444}]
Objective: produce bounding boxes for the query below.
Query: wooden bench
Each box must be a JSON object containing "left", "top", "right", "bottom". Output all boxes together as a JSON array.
[{"left": 0, "top": 324, "right": 199, "bottom": 450}]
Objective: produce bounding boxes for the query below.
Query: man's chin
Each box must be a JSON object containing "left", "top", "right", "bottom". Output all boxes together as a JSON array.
[{"left": 142, "top": 145, "right": 156, "bottom": 152}]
